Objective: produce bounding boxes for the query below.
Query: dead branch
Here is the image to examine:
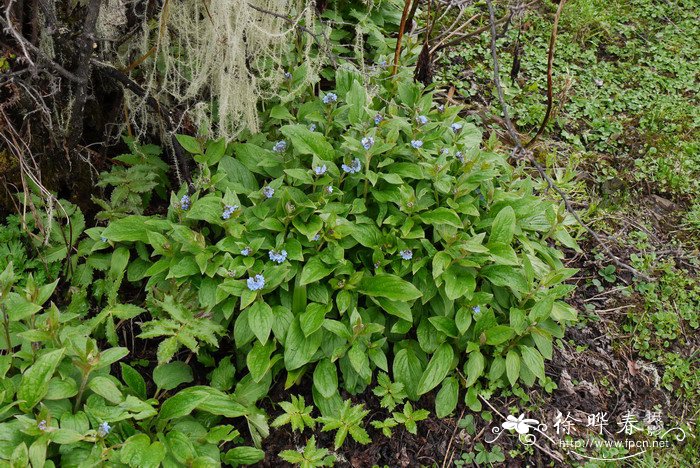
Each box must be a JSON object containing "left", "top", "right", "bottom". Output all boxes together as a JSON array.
[
  {"left": 392, "top": 0, "right": 413, "bottom": 76},
  {"left": 483, "top": 0, "right": 651, "bottom": 282},
  {"left": 525, "top": 0, "right": 567, "bottom": 148}
]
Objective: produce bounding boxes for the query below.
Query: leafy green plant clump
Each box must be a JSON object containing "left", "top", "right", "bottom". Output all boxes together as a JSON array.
[
  {"left": 0, "top": 66, "right": 578, "bottom": 466},
  {"left": 93, "top": 67, "right": 578, "bottom": 412}
]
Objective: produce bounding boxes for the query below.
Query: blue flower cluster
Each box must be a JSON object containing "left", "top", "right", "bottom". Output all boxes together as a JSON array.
[
  {"left": 241, "top": 247, "right": 252, "bottom": 256},
  {"left": 269, "top": 249, "right": 288, "bottom": 263},
  {"left": 314, "top": 165, "right": 327, "bottom": 175},
  {"left": 411, "top": 140, "right": 423, "bottom": 149},
  {"left": 455, "top": 151, "right": 464, "bottom": 163},
  {"left": 451, "top": 122, "right": 463, "bottom": 132},
  {"left": 325, "top": 186, "right": 333, "bottom": 194},
  {"left": 472, "top": 305, "right": 481, "bottom": 315},
  {"left": 322, "top": 93, "right": 337, "bottom": 104},
  {"left": 416, "top": 115, "right": 428, "bottom": 125},
  {"left": 180, "top": 194, "right": 191, "bottom": 210},
  {"left": 309, "top": 123, "right": 317, "bottom": 132},
  {"left": 38, "top": 420, "right": 47, "bottom": 431},
  {"left": 98, "top": 422, "right": 111, "bottom": 437},
  {"left": 273, "top": 140, "right": 287, "bottom": 153},
  {"left": 247, "top": 274, "right": 265, "bottom": 291},
  {"left": 399, "top": 249, "right": 413, "bottom": 260},
  {"left": 222, "top": 204, "right": 238, "bottom": 220},
  {"left": 263, "top": 186, "right": 275, "bottom": 198},
  {"left": 341, "top": 158, "right": 362, "bottom": 174},
  {"left": 374, "top": 114, "right": 383, "bottom": 125},
  {"left": 312, "top": 233, "right": 320, "bottom": 241},
  {"left": 361, "top": 136, "right": 375, "bottom": 150}
]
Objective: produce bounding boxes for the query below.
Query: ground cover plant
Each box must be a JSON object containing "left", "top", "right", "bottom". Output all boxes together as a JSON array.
[{"left": 0, "top": 0, "right": 698, "bottom": 466}]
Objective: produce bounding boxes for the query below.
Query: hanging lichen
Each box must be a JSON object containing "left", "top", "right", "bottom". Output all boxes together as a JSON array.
[{"left": 107, "top": 0, "right": 324, "bottom": 141}]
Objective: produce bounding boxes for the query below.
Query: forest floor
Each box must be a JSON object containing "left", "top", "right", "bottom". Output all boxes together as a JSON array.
[{"left": 263, "top": 0, "right": 700, "bottom": 466}]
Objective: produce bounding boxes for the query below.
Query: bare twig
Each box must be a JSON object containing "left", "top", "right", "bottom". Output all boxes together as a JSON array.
[
  {"left": 392, "top": 0, "right": 413, "bottom": 76},
  {"left": 483, "top": 0, "right": 651, "bottom": 281},
  {"left": 525, "top": 0, "right": 567, "bottom": 148}
]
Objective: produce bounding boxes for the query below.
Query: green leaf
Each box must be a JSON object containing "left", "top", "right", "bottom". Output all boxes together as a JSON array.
[
  {"left": 175, "top": 134, "right": 202, "bottom": 154},
  {"left": 484, "top": 326, "right": 514, "bottom": 346},
  {"left": 417, "top": 343, "right": 454, "bottom": 395},
  {"left": 88, "top": 376, "right": 123, "bottom": 403},
  {"left": 464, "top": 351, "right": 485, "bottom": 387},
  {"left": 281, "top": 124, "right": 334, "bottom": 158},
  {"left": 300, "top": 257, "right": 333, "bottom": 286},
  {"left": 435, "top": 376, "right": 459, "bottom": 418},
  {"left": 120, "top": 363, "right": 147, "bottom": 399},
  {"left": 358, "top": 274, "right": 422, "bottom": 302},
  {"left": 300, "top": 303, "right": 326, "bottom": 337},
  {"left": 346, "top": 79, "right": 367, "bottom": 125},
  {"left": 102, "top": 216, "right": 157, "bottom": 243},
  {"left": 247, "top": 341, "right": 275, "bottom": 382},
  {"left": 17, "top": 349, "right": 64, "bottom": 411},
  {"left": 375, "top": 297, "right": 413, "bottom": 322},
  {"left": 153, "top": 361, "right": 193, "bottom": 391},
  {"left": 159, "top": 389, "right": 209, "bottom": 422},
  {"left": 489, "top": 206, "right": 516, "bottom": 245},
  {"left": 224, "top": 446, "right": 265, "bottom": 465},
  {"left": 313, "top": 358, "right": 338, "bottom": 398},
  {"left": 205, "top": 138, "right": 226, "bottom": 164},
  {"left": 248, "top": 301, "right": 273, "bottom": 345},
  {"left": 520, "top": 345, "right": 545, "bottom": 381},
  {"left": 186, "top": 195, "right": 223, "bottom": 224},
  {"left": 393, "top": 348, "right": 423, "bottom": 401},
  {"left": 4, "top": 293, "right": 42, "bottom": 321},
  {"left": 284, "top": 319, "right": 322, "bottom": 370},
  {"left": 480, "top": 265, "right": 528, "bottom": 295},
  {"left": 442, "top": 266, "right": 476, "bottom": 301},
  {"left": 420, "top": 208, "right": 463, "bottom": 228},
  {"left": 349, "top": 223, "right": 382, "bottom": 247},
  {"left": 506, "top": 350, "right": 520, "bottom": 386}
]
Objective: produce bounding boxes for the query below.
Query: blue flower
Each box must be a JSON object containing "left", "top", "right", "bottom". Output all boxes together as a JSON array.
[
  {"left": 341, "top": 158, "right": 362, "bottom": 174},
  {"left": 437, "top": 104, "right": 445, "bottom": 112},
  {"left": 374, "top": 113, "right": 383, "bottom": 125},
  {"left": 268, "top": 249, "right": 288, "bottom": 263},
  {"left": 38, "top": 420, "right": 47, "bottom": 431},
  {"left": 325, "top": 186, "right": 333, "bottom": 194},
  {"left": 312, "top": 233, "right": 320, "bottom": 241},
  {"left": 273, "top": 140, "right": 287, "bottom": 153},
  {"left": 411, "top": 140, "right": 423, "bottom": 149},
  {"left": 98, "top": 422, "right": 111, "bottom": 437},
  {"left": 455, "top": 151, "right": 464, "bottom": 163},
  {"left": 322, "top": 93, "right": 337, "bottom": 104},
  {"left": 222, "top": 204, "right": 238, "bottom": 220},
  {"left": 361, "top": 136, "right": 375, "bottom": 150},
  {"left": 399, "top": 249, "right": 413, "bottom": 260},
  {"left": 441, "top": 148, "right": 449, "bottom": 155},
  {"left": 263, "top": 186, "right": 275, "bottom": 198},
  {"left": 241, "top": 247, "right": 252, "bottom": 256},
  {"left": 247, "top": 274, "right": 265, "bottom": 291},
  {"left": 284, "top": 71, "right": 293, "bottom": 80},
  {"left": 180, "top": 194, "right": 191, "bottom": 210},
  {"left": 309, "top": 123, "right": 317, "bottom": 132},
  {"left": 472, "top": 305, "right": 481, "bottom": 315},
  {"left": 416, "top": 115, "right": 428, "bottom": 125},
  {"left": 100, "top": 236, "right": 108, "bottom": 243},
  {"left": 314, "top": 165, "right": 327, "bottom": 176},
  {"left": 451, "top": 122, "right": 463, "bottom": 132}
]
